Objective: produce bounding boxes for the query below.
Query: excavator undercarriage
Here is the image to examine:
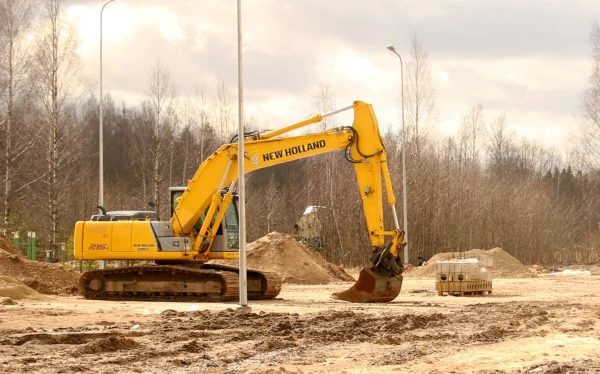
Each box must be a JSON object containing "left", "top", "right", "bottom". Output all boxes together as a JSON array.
[{"left": 80, "top": 263, "right": 281, "bottom": 302}]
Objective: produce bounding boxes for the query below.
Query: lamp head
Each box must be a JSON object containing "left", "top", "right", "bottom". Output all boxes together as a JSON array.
[{"left": 387, "top": 44, "right": 396, "bottom": 52}]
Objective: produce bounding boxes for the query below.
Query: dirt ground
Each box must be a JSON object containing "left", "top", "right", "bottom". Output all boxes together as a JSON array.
[{"left": 0, "top": 270, "right": 599, "bottom": 374}]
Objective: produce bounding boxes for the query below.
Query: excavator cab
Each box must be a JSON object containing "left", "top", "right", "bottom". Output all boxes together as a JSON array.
[{"left": 169, "top": 187, "right": 240, "bottom": 253}]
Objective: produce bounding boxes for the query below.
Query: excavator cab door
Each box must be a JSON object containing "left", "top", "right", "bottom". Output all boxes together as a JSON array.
[
  {"left": 223, "top": 197, "right": 240, "bottom": 250},
  {"left": 168, "top": 187, "right": 240, "bottom": 253},
  {"left": 169, "top": 187, "right": 186, "bottom": 216}
]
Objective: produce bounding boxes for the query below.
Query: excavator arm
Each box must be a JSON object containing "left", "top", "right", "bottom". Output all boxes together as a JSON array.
[
  {"left": 175, "top": 101, "right": 404, "bottom": 257},
  {"left": 175, "top": 101, "right": 405, "bottom": 302}
]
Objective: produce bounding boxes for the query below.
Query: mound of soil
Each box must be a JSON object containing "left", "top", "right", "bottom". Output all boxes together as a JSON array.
[
  {"left": 0, "top": 234, "right": 24, "bottom": 257},
  {"left": 0, "top": 275, "right": 47, "bottom": 300},
  {"left": 254, "top": 336, "right": 297, "bottom": 352},
  {"left": 405, "top": 247, "right": 536, "bottom": 279},
  {"left": 75, "top": 336, "right": 141, "bottom": 355},
  {"left": 213, "top": 232, "right": 354, "bottom": 285},
  {"left": 0, "top": 248, "right": 80, "bottom": 296}
]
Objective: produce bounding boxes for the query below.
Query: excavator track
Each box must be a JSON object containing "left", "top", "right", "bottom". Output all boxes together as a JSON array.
[
  {"left": 201, "top": 263, "right": 283, "bottom": 300},
  {"left": 79, "top": 264, "right": 281, "bottom": 302}
]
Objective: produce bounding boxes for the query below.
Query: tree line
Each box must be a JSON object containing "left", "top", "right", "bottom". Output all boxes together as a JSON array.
[{"left": 1, "top": 0, "right": 600, "bottom": 266}]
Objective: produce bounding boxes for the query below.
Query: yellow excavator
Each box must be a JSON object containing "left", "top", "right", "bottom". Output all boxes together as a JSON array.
[{"left": 74, "top": 100, "right": 406, "bottom": 303}]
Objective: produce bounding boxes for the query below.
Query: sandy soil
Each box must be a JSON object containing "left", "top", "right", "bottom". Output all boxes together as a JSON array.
[
  {"left": 0, "top": 248, "right": 81, "bottom": 296},
  {"left": 0, "top": 274, "right": 599, "bottom": 373}
]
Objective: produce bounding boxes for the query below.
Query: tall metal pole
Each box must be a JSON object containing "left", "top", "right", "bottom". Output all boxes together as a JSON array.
[
  {"left": 99, "top": 0, "right": 115, "bottom": 214},
  {"left": 99, "top": 0, "right": 115, "bottom": 271},
  {"left": 387, "top": 44, "right": 409, "bottom": 265},
  {"left": 237, "top": 0, "right": 249, "bottom": 309}
]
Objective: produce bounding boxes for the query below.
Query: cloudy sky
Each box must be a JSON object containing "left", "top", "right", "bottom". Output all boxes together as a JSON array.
[{"left": 65, "top": 0, "right": 600, "bottom": 152}]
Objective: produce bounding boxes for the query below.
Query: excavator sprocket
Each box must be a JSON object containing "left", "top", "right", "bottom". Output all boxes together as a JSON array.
[
  {"left": 331, "top": 268, "right": 403, "bottom": 303},
  {"left": 79, "top": 264, "right": 281, "bottom": 302}
]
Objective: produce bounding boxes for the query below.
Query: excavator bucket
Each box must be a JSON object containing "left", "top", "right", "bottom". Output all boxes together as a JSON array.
[{"left": 331, "top": 268, "right": 403, "bottom": 303}]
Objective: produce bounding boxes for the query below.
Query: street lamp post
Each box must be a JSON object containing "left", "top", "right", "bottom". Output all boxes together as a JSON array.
[
  {"left": 386, "top": 44, "right": 409, "bottom": 265},
  {"left": 236, "top": 0, "right": 249, "bottom": 311},
  {"left": 99, "top": 0, "right": 115, "bottom": 214},
  {"left": 99, "top": 0, "right": 115, "bottom": 270}
]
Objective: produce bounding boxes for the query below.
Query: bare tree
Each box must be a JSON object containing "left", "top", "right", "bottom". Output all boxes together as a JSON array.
[
  {"left": 175, "top": 96, "right": 195, "bottom": 185},
  {"left": 33, "top": 0, "right": 83, "bottom": 252},
  {"left": 460, "top": 104, "right": 485, "bottom": 165},
  {"left": 172, "top": 87, "right": 216, "bottom": 186},
  {"left": 264, "top": 175, "right": 285, "bottom": 233},
  {"left": 195, "top": 86, "right": 213, "bottom": 164},
  {"left": 311, "top": 82, "right": 345, "bottom": 256},
  {"left": 486, "top": 113, "right": 514, "bottom": 174},
  {"left": 404, "top": 33, "right": 437, "bottom": 154},
  {"left": 126, "top": 104, "right": 153, "bottom": 205},
  {"left": 0, "top": 0, "right": 35, "bottom": 230},
  {"left": 146, "top": 59, "right": 176, "bottom": 217},
  {"left": 577, "top": 18, "right": 600, "bottom": 168},
  {"left": 313, "top": 82, "right": 337, "bottom": 131},
  {"left": 213, "top": 77, "right": 233, "bottom": 143}
]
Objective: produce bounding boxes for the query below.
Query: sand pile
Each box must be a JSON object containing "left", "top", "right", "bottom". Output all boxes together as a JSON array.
[
  {"left": 405, "top": 247, "right": 536, "bottom": 279},
  {"left": 0, "top": 275, "right": 47, "bottom": 300},
  {"left": 215, "top": 232, "right": 355, "bottom": 285},
  {"left": 0, "top": 239, "right": 80, "bottom": 295}
]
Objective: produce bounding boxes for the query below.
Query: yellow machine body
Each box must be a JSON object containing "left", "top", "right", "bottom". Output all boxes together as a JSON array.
[{"left": 74, "top": 221, "right": 239, "bottom": 261}]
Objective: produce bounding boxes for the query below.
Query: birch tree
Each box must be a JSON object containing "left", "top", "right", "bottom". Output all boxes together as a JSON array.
[
  {"left": 399, "top": 34, "right": 437, "bottom": 261},
  {"left": 173, "top": 87, "right": 214, "bottom": 184},
  {"left": 577, "top": 18, "right": 600, "bottom": 168},
  {"left": 195, "top": 86, "right": 212, "bottom": 164},
  {"left": 486, "top": 114, "right": 514, "bottom": 174},
  {"left": 0, "top": 0, "right": 35, "bottom": 230},
  {"left": 313, "top": 82, "right": 336, "bottom": 131},
  {"left": 460, "top": 103, "right": 485, "bottom": 166},
  {"left": 126, "top": 105, "right": 153, "bottom": 206},
  {"left": 175, "top": 96, "right": 196, "bottom": 185},
  {"left": 33, "top": 0, "right": 83, "bottom": 253},
  {"left": 214, "top": 78, "right": 233, "bottom": 143},
  {"left": 146, "top": 59, "right": 175, "bottom": 218},
  {"left": 311, "top": 82, "right": 345, "bottom": 258},
  {"left": 404, "top": 33, "right": 437, "bottom": 154}
]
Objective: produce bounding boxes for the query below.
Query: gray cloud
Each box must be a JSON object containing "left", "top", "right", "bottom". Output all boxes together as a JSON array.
[
  {"left": 97, "top": 21, "right": 315, "bottom": 103},
  {"left": 74, "top": 0, "right": 600, "bottom": 153},
  {"left": 441, "top": 63, "right": 581, "bottom": 116},
  {"left": 213, "top": 0, "right": 599, "bottom": 59}
]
